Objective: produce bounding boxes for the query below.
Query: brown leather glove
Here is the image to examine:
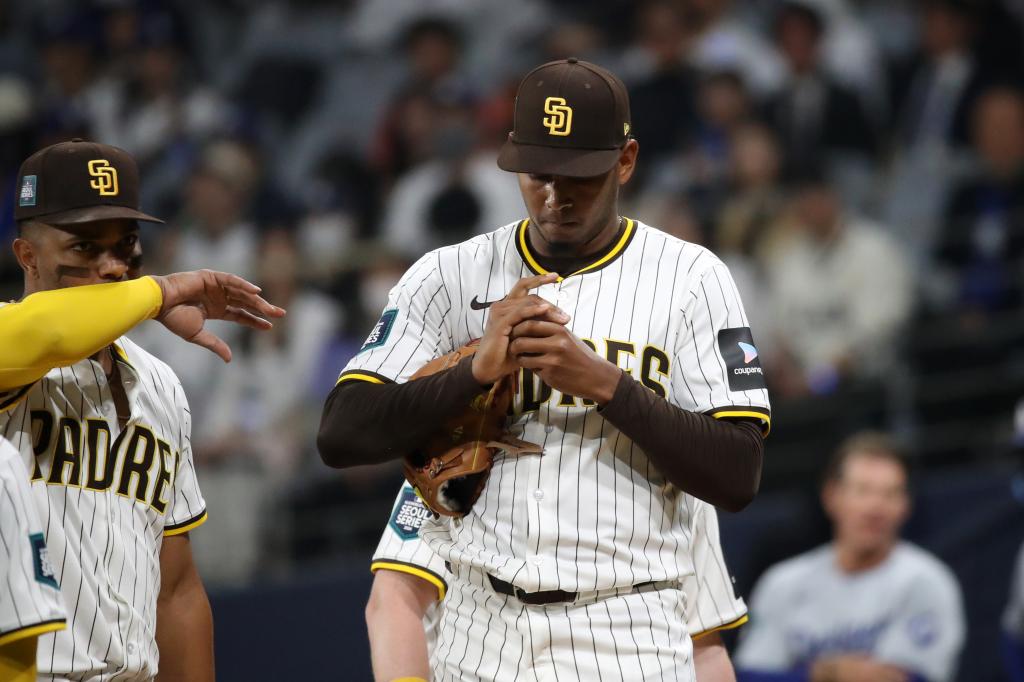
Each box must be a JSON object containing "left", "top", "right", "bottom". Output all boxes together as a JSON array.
[{"left": 403, "top": 342, "right": 541, "bottom": 517}]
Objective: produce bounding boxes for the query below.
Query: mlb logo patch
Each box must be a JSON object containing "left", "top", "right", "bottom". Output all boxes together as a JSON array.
[
  {"left": 30, "top": 532, "right": 59, "bottom": 589},
  {"left": 389, "top": 485, "right": 433, "bottom": 540},
  {"left": 359, "top": 309, "right": 398, "bottom": 353},
  {"left": 19, "top": 175, "right": 37, "bottom": 207}
]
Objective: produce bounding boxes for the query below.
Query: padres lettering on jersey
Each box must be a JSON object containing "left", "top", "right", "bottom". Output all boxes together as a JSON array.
[
  {"left": 0, "top": 439, "right": 66, "bottom": 649},
  {"left": 340, "top": 219, "right": 771, "bottom": 595},
  {"left": 0, "top": 337, "right": 206, "bottom": 680}
]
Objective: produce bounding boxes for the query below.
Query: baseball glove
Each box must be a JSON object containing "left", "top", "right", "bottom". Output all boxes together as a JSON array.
[{"left": 403, "top": 341, "right": 542, "bottom": 517}]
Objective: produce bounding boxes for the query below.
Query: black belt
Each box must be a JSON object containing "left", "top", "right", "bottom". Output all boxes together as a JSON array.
[
  {"left": 487, "top": 574, "right": 662, "bottom": 606},
  {"left": 487, "top": 575, "right": 577, "bottom": 604}
]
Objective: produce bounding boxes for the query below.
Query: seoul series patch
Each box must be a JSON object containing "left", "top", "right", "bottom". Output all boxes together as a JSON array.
[
  {"left": 19, "top": 175, "right": 37, "bottom": 207},
  {"left": 718, "top": 327, "right": 766, "bottom": 391},
  {"left": 359, "top": 309, "right": 398, "bottom": 353},
  {"left": 389, "top": 486, "right": 432, "bottom": 540},
  {"left": 30, "top": 533, "right": 59, "bottom": 589}
]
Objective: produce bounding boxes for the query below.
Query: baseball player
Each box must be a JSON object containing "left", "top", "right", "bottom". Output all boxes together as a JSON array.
[
  {"left": 0, "top": 437, "right": 67, "bottom": 681},
  {"left": 1005, "top": 541, "right": 1024, "bottom": 681},
  {"left": 367, "top": 482, "right": 748, "bottom": 682},
  {"left": 319, "top": 58, "right": 770, "bottom": 680},
  {"left": 0, "top": 139, "right": 284, "bottom": 680},
  {"left": 734, "top": 432, "right": 965, "bottom": 682}
]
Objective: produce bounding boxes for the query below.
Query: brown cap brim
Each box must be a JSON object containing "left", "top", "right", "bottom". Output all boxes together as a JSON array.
[
  {"left": 31, "top": 205, "right": 165, "bottom": 226},
  {"left": 497, "top": 139, "right": 621, "bottom": 178}
]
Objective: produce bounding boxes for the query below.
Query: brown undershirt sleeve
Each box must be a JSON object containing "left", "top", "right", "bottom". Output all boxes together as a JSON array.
[
  {"left": 599, "top": 370, "right": 765, "bottom": 512},
  {"left": 317, "top": 356, "right": 487, "bottom": 467}
]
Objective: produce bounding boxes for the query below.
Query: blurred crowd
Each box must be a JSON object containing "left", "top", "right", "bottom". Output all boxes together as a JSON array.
[{"left": 1, "top": 0, "right": 1023, "bottom": 584}]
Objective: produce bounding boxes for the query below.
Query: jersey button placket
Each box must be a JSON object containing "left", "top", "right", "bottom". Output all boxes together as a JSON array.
[{"left": 524, "top": 423, "right": 544, "bottom": 585}]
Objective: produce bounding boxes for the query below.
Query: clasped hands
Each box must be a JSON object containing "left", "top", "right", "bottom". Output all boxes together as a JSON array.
[{"left": 471, "top": 273, "right": 622, "bottom": 405}]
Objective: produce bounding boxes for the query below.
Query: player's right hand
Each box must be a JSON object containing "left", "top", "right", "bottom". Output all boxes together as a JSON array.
[
  {"left": 472, "top": 273, "right": 568, "bottom": 385},
  {"left": 150, "top": 270, "right": 287, "bottom": 362}
]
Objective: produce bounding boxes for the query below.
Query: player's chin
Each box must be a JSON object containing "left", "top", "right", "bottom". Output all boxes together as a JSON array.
[{"left": 537, "top": 220, "right": 583, "bottom": 245}]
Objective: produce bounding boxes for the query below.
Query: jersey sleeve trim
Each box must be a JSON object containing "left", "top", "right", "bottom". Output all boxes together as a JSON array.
[
  {"left": 370, "top": 560, "right": 447, "bottom": 601},
  {"left": 0, "top": 383, "right": 35, "bottom": 413},
  {"left": 335, "top": 369, "right": 395, "bottom": 386},
  {"left": 163, "top": 510, "right": 208, "bottom": 536},
  {"left": 0, "top": 618, "right": 67, "bottom": 647},
  {"left": 691, "top": 614, "right": 749, "bottom": 640},
  {"left": 706, "top": 406, "right": 771, "bottom": 436}
]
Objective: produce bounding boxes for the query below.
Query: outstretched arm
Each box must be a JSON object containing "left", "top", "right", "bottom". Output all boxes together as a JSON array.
[{"left": 0, "top": 271, "right": 284, "bottom": 391}]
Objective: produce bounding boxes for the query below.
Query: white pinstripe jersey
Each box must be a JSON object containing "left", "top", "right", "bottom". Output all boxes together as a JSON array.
[
  {"left": 340, "top": 218, "right": 770, "bottom": 594},
  {"left": 372, "top": 482, "right": 748, "bottom": 639},
  {"left": 0, "top": 334, "right": 206, "bottom": 681},
  {"left": 0, "top": 438, "right": 67, "bottom": 649}
]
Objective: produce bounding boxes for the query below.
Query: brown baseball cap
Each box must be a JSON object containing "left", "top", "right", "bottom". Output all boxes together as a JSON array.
[
  {"left": 14, "top": 139, "right": 164, "bottom": 226},
  {"left": 497, "top": 58, "right": 632, "bottom": 178}
]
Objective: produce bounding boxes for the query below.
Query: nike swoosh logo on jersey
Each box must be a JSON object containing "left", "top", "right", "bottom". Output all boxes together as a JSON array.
[{"left": 470, "top": 296, "right": 500, "bottom": 310}]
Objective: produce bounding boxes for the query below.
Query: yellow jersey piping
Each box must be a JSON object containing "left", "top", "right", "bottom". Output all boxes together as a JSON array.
[
  {"left": 692, "top": 614, "right": 749, "bottom": 640},
  {"left": 516, "top": 218, "right": 636, "bottom": 281},
  {"left": 0, "top": 618, "right": 66, "bottom": 647},
  {"left": 370, "top": 560, "right": 447, "bottom": 601},
  {"left": 163, "top": 510, "right": 208, "bottom": 536},
  {"left": 707, "top": 407, "right": 772, "bottom": 437}
]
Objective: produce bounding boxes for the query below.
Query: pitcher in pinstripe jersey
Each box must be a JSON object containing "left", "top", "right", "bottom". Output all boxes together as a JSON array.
[
  {"left": 319, "top": 59, "right": 769, "bottom": 681},
  {"left": 1, "top": 140, "right": 284, "bottom": 681}
]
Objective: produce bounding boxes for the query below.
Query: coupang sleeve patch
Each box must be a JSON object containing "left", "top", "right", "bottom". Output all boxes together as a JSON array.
[{"left": 717, "top": 327, "right": 767, "bottom": 391}]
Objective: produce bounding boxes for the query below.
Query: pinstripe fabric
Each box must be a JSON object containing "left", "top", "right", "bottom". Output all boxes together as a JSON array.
[
  {"left": 372, "top": 484, "right": 747, "bottom": 657},
  {"left": 0, "top": 337, "right": 205, "bottom": 681},
  {"left": 432, "top": 562, "right": 693, "bottom": 682},
  {"left": 349, "top": 219, "right": 767, "bottom": 679},
  {"left": 0, "top": 439, "right": 67, "bottom": 646}
]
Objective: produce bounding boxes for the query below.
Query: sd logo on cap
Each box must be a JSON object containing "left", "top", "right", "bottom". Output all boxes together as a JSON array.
[
  {"left": 14, "top": 139, "right": 164, "bottom": 226},
  {"left": 497, "top": 58, "right": 632, "bottom": 178}
]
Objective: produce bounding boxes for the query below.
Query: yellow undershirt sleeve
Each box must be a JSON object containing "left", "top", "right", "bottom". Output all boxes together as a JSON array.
[{"left": 0, "top": 277, "right": 163, "bottom": 391}]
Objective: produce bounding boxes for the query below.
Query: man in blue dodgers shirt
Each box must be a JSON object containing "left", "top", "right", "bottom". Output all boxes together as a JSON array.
[{"left": 735, "top": 432, "right": 965, "bottom": 682}]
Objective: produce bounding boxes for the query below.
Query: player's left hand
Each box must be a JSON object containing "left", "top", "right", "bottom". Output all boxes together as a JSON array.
[{"left": 509, "top": 320, "right": 622, "bottom": 404}]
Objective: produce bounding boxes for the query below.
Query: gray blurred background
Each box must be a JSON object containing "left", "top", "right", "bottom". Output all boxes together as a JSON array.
[{"left": 1, "top": 0, "right": 1023, "bottom": 679}]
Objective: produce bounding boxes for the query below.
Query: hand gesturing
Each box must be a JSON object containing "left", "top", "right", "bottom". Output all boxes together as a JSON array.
[{"left": 150, "top": 270, "right": 286, "bottom": 362}]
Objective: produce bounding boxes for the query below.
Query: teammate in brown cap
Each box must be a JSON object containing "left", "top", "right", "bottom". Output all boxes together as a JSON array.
[
  {"left": 0, "top": 139, "right": 285, "bottom": 680},
  {"left": 320, "top": 59, "right": 769, "bottom": 681}
]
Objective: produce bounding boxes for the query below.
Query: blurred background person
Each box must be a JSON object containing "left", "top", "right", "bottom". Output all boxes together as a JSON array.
[
  {"left": 766, "top": 1, "right": 877, "bottom": 208},
  {"left": 622, "top": 1, "right": 699, "bottom": 173},
  {"left": 735, "top": 432, "right": 966, "bottom": 682},
  {"left": 882, "top": 0, "right": 988, "bottom": 260},
  {"left": 379, "top": 83, "right": 523, "bottom": 259},
  {"left": 763, "top": 175, "right": 912, "bottom": 399},
  {"left": 932, "top": 86, "right": 1024, "bottom": 319},
  {"left": 369, "top": 16, "right": 469, "bottom": 186},
  {"left": 189, "top": 229, "right": 340, "bottom": 585}
]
